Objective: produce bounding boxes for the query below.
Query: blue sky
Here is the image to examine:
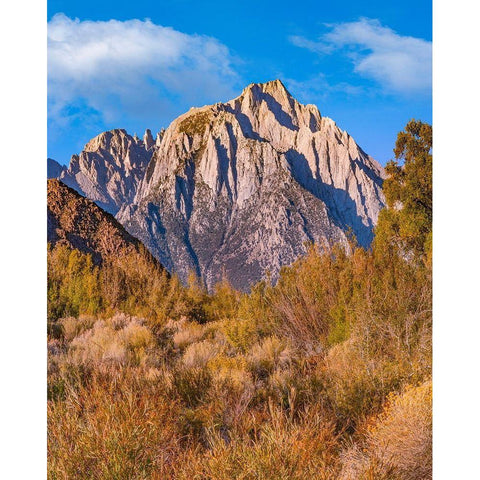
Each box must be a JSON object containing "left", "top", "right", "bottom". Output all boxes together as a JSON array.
[{"left": 47, "top": 0, "right": 432, "bottom": 166}]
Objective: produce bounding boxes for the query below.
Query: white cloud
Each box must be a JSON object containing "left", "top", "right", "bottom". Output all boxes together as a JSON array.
[
  {"left": 48, "top": 14, "right": 241, "bottom": 128},
  {"left": 289, "top": 18, "right": 432, "bottom": 95}
]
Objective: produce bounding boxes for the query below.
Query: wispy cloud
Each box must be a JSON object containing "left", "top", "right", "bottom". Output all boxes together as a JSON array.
[
  {"left": 48, "top": 14, "right": 241, "bottom": 129},
  {"left": 285, "top": 74, "right": 365, "bottom": 105},
  {"left": 289, "top": 18, "right": 431, "bottom": 95}
]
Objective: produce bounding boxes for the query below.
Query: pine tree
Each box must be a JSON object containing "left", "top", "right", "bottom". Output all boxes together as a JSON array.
[{"left": 375, "top": 120, "right": 432, "bottom": 264}]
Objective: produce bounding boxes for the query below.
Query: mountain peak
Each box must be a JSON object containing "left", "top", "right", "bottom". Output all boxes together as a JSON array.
[
  {"left": 84, "top": 129, "right": 129, "bottom": 152},
  {"left": 54, "top": 127, "right": 154, "bottom": 215},
  {"left": 122, "top": 80, "right": 385, "bottom": 290},
  {"left": 244, "top": 79, "right": 290, "bottom": 94},
  {"left": 241, "top": 79, "right": 295, "bottom": 106}
]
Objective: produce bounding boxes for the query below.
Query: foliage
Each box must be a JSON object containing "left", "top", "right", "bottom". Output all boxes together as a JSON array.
[
  {"left": 340, "top": 380, "right": 432, "bottom": 479},
  {"left": 375, "top": 119, "right": 432, "bottom": 263},
  {"left": 47, "top": 243, "right": 203, "bottom": 327},
  {"left": 47, "top": 121, "right": 433, "bottom": 479}
]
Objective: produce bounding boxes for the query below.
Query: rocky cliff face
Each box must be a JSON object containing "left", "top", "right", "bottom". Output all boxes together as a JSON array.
[
  {"left": 117, "top": 80, "right": 385, "bottom": 291},
  {"left": 57, "top": 129, "right": 154, "bottom": 215}
]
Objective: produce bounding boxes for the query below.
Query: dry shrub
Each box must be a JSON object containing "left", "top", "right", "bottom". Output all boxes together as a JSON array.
[
  {"left": 208, "top": 354, "right": 252, "bottom": 390},
  {"left": 58, "top": 315, "right": 96, "bottom": 342},
  {"left": 176, "top": 404, "right": 341, "bottom": 480},
  {"left": 320, "top": 278, "right": 431, "bottom": 426},
  {"left": 69, "top": 315, "right": 155, "bottom": 366},
  {"left": 320, "top": 338, "right": 381, "bottom": 423},
  {"left": 202, "top": 355, "right": 256, "bottom": 432},
  {"left": 48, "top": 369, "right": 185, "bottom": 479},
  {"left": 267, "top": 367, "right": 308, "bottom": 415},
  {"left": 110, "top": 311, "right": 130, "bottom": 330},
  {"left": 248, "top": 336, "right": 293, "bottom": 378},
  {"left": 340, "top": 379, "right": 432, "bottom": 480},
  {"left": 271, "top": 244, "right": 347, "bottom": 354},
  {"left": 221, "top": 317, "right": 259, "bottom": 352},
  {"left": 182, "top": 340, "right": 221, "bottom": 368},
  {"left": 171, "top": 318, "right": 205, "bottom": 349}
]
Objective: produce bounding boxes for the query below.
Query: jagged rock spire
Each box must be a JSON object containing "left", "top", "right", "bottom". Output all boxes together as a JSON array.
[
  {"left": 155, "top": 129, "right": 165, "bottom": 147},
  {"left": 143, "top": 129, "right": 155, "bottom": 150},
  {"left": 54, "top": 129, "right": 154, "bottom": 215}
]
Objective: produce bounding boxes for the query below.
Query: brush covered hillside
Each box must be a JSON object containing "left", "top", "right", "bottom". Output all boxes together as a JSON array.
[{"left": 47, "top": 121, "right": 432, "bottom": 479}]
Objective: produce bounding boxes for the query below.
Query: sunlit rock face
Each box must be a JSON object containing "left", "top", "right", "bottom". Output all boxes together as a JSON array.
[
  {"left": 57, "top": 129, "right": 155, "bottom": 215},
  {"left": 117, "top": 80, "right": 385, "bottom": 291}
]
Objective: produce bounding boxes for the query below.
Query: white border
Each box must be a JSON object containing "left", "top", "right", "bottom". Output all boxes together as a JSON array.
[
  {"left": 433, "top": 0, "right": 480, "bottom": 478},
  {"left": 0, "top": 0, "right": 47, "bottom": 477},
  {"left": 1, "top": 0, "right": 478, "bottom": 477}
]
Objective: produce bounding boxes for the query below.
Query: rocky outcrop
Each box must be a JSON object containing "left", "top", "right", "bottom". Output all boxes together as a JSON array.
[
  {"left": 143, "top": 129, "right": 155, "bottom": 150},
  {"left": 118, "top": 80, "right": 385, "bottom": 291},
  {"left": 57, "top": 129, "right": 154, "bottom": 215},
  {"left": 47, "top": 179, "right": 162, "bottom": 268}
]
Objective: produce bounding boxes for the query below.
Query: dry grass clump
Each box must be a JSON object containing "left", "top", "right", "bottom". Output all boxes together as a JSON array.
[
  {"left": 171, "top": 318, "right": 206, "bottom": 349},
  {"left": 69, "top": 315, "right": 155, "bottom": 366},
  {"left": 340, "top": 379, "right": 432, "bottom": 480},
  {"left": 171, "top": 366, "right": 212, "bottom": 408},
  {"left": 248, "top": 336, "right": 293, "bottom": 378},
  {"left": 182, "top": 339, "right": 222, "bottom": 368}
]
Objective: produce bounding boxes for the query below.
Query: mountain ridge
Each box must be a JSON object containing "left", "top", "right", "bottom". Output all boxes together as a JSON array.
[
  {"left": 50, "top": 80, "right": 385, "bottom": 291},
  {"left": 47, "top": 178, "right": 162, "bottom": 269},
  {"left": 56, "top": 128, "right": 157, "bottom": 215}
]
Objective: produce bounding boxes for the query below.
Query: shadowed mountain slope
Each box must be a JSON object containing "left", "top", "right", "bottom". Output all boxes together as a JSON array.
[{"left": 118, "top": 80, "right": 385, "bottom": 290}]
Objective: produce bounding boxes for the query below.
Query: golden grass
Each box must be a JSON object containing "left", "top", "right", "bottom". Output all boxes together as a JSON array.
[{"left": 48, "top": 241, "right": 432, "bottom": 478}]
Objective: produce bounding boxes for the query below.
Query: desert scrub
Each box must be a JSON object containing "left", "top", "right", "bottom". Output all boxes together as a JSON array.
[
  {"left": 48, "top": 369, "right": 185, "bottom": 480},
  {"left": 68, "top": 315, "right": 155, "bottom": 366},
  {"left": 177, "top": 405, "right": 341, "bottom": 480},
  {"left": 340, "top": 380, "right": 432, "bottom": 480},
  {"left": 182, "top": 340, "right": 222, "bottom": 368},
  {"left": 247, "top": 336, "right": 293, "bottom": 378}
]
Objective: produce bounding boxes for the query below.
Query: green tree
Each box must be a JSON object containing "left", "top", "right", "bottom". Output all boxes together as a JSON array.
[{"left": 375, "top": 120, "right": 432, "bottom": 263}]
